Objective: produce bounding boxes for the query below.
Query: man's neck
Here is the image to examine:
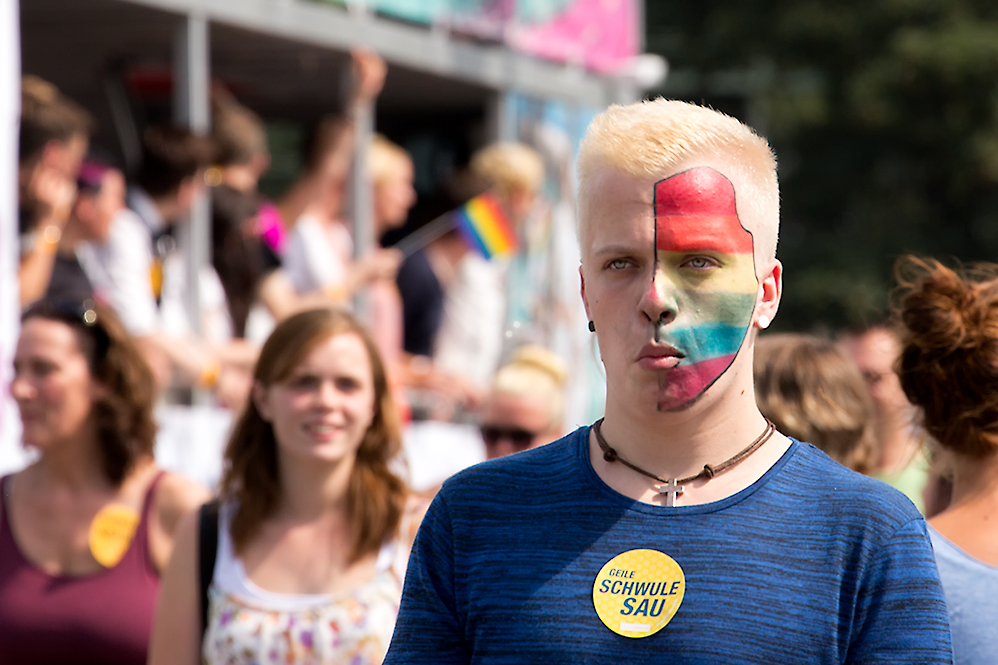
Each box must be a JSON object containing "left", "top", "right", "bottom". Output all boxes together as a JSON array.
[
  {"left": 593, "top": 378, "right": 790, "bottom": 506},
  {"left": 602, "top": 396, "right": 765, "bottom": 475}
]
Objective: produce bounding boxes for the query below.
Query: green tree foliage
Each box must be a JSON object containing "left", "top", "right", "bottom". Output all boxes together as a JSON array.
[{"left": 647, "top": 1, "right": 998, "bottom": 329}]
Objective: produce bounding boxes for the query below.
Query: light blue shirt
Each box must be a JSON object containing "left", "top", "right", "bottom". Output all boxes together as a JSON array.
[{"left": 929, "top": 525, "right": 998, "bottom": 664}]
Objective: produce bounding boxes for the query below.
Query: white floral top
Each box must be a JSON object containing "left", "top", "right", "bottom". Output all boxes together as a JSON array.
[{"left": 202, "top": 503, "right": 405, "bottom": 665}]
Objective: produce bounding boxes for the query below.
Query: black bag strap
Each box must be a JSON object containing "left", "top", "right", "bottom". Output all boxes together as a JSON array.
[{"left": 197, "top": 499, "right": 221, "bottom": 640}]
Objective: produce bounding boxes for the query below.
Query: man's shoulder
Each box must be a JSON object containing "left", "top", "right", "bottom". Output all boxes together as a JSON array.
[
  {"left": 439, "top": 429, "right": 585, "bottom": 500},
  {"left": 779, "top": 440, "right": 924, "bottom": 528}
]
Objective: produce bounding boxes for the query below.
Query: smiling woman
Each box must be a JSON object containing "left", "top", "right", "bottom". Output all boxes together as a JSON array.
[
  {"left": 149, "top": 308, "right": 414, "bottom": 665},
  {"left": 0, "top": 300, "right": 208, "bottom": 665},
  {"left": 254, "top": 331, "right": 377, "bottom": 468}
]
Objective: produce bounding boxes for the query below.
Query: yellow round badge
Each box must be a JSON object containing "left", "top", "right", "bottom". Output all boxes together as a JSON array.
[
  {"left": 89, "top": 504, "right": 140, "bottom": 568},
  {"left": 592, "top": 549, "right": 686, "bottom": 638}
]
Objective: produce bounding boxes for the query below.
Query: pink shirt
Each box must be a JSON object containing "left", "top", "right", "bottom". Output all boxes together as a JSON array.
[{"left": 0, "top": 472, "right": 164, "bottom": 664}]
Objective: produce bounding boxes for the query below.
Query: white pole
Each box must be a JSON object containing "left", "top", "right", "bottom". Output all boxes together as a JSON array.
[
  {"left": 349, "top": 67, "right": 374, "bottom": 323},
  {"left": 0, "top": 0, "right": 25, "bottom": 473},
  {"left": 174, "top": 12, "right": 212, "bottom": 404}
]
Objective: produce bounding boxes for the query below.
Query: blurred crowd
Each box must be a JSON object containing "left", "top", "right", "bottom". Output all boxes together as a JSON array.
[
  {"left": 3, "top": 51, "right": 581, "bottom": 664},
  {"left": 14, "top": 52, "right": 574, "bottom": 422},
  {"left": 3, "top": 50, "right": 997, "bottom": 665}
]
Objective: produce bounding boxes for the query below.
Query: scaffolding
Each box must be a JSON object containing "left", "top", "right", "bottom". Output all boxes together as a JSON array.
[
  {"left": 20, "top": 0, "right": 638, "bottom": 325},
  {"left": 7, "top": 0, "right": 646, "bottom": 476}
]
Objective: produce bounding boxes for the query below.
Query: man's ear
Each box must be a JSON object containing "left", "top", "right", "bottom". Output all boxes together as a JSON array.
[
  {"left": 755, "top": 259, "right": 783, "bottom": 329},
  {"left": 580, "top": 266, "right": 592, "bottom": 321}
]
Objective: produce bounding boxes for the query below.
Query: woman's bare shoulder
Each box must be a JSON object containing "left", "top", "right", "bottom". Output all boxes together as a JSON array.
[
  {"left": 400, "top": 491, "right": 435, "bottom": 546},
  {"left": 152, "top": 471, "right": 212, "bottom": 533}
]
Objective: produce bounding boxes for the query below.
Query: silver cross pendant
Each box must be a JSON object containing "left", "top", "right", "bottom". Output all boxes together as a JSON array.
[{"left": 658, "top": 478, "right": 685, "bottom": 507}]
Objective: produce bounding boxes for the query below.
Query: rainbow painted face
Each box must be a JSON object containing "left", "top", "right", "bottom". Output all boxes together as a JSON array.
[{"left": 651, "top": 167, "right": 757, "bottom": 410}]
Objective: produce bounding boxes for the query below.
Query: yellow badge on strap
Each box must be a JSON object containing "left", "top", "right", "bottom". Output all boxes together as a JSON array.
[
  {"left": 592, "top": 549, "right": 686, "bottom": 638},
  {"left": 89, "top": 504, "right": 140, "bottom": 568}
]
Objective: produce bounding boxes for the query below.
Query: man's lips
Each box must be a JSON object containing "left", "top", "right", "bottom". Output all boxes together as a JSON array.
[{"left": 636, "top": 343, "right": 685, "bottom": 371}]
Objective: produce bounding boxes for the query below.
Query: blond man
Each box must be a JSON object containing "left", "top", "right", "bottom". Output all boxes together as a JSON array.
[{"left": 385, "top": 100, "right": 951, "bottom": 663}]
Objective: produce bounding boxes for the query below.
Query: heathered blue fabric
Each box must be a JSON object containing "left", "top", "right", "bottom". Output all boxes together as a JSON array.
[{"left": 385, "top": 427, "right": 953, "bottom": 664}]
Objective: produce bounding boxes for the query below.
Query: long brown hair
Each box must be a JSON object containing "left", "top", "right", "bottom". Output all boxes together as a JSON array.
[
  {"left": 220, "top": 308, "right": 407, "bottom": 561},
  {"left": 22, "top": 300, "right": 158, "bottom": 485},
  {"left": 893, "top": 256, "right": 998, "bottom": 458}
]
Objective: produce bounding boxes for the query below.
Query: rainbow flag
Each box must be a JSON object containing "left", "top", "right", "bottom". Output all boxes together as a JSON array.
[{"left": 454, "top": 192, "right": 519, "bottom": 259}]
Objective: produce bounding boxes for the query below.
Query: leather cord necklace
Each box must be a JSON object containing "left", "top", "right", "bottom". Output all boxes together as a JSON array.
[{"left": 592, "top": 418, "right": 776, "bottom": 506}]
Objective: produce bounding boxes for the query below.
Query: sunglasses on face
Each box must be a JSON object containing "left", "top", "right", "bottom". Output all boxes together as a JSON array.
[{"left": 479, "top": 425, "right": 539, "bottom": 449}]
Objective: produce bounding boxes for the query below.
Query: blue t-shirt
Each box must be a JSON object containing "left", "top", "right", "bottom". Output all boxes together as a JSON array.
[
  {"left": 386, "top": 427, "right": 952, "bottom": 664},
  {"left": 928, "top": 525, "right": 998, "bottom": 665}
]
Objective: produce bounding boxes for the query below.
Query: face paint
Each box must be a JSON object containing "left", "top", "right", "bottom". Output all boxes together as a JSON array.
[{"left": 652, "top": 167, "right": 757, "bottom": 410}]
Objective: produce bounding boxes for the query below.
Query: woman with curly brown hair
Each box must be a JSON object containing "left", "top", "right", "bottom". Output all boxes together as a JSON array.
[
  {"left": 149, "top": 308, "right": 414, "bottom": 665},
  {"left": 893, "top": 256, "right": 998, "bottom": 664},
  {"left": 0, "top": 300, "right": 208, "bottom": 664}
]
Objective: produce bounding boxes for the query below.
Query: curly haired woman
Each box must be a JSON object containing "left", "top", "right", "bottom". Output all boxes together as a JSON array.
[{"left": 893, "top": 256, "right": 998, "bottom": 664}]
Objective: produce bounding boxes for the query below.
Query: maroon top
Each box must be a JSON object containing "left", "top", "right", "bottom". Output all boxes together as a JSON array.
[{"left": 0, "top": 472, "right": 164, "bottom": 665}]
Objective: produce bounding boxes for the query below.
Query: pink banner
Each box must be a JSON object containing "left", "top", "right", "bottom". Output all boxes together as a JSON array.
[{"left": 507, "top": 0, "right": 638, "bottom": 74}]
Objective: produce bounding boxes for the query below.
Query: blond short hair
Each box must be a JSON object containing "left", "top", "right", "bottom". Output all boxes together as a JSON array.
[
  {"left": 470, "top": 142, "right": 545, "bottom": 197},
  {"left": 492, "top": 346, "right": 567, "bottom": 430},
  {"left": 577, "top": 99, "right": 779, "bottom": 261},
  {"left": 368, "top": 134, "right": 412, "bottom": 185}
]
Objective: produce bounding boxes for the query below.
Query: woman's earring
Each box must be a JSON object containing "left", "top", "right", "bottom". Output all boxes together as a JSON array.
[
  {"left": 757, "top": 315, "right": 771, "bottom": 330},
  {"left": 588, "top": 321, "right": 596, "bottom": 332}
]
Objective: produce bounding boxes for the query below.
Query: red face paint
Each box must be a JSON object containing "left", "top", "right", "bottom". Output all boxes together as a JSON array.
[{"left": 655, "top": 167, "right": 754, "bottom": 254}]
